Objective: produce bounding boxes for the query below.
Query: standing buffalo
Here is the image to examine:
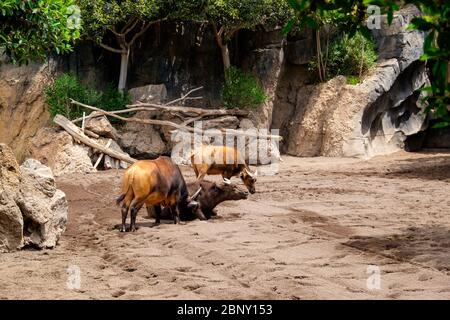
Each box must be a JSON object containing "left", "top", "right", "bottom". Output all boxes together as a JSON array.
[
  {"left": 190, "top": 145, "right": 258, "bottom": 194},
  {"left": 148, "top": 180, "right": 248, "bottom": 221},
  {"left": 116, "top": 156, "right": 200, "bottom": 232}
]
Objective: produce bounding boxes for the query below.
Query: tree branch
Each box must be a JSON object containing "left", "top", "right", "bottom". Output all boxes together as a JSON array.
[
  {"left": 99, "top": 43, "right": 124, "bottom": 54},
  {"left": 211, "top": 22, "right": 223, "bottom": 47},
  {"left": 122, "top": 17, "right": 140, "bottom": 36},
  {"left": 70, "top": 99, "right": 281, "bottom": 140},
  {"left": 128, "top": 19, "right": 165, "bottom": 46},
  {"left": 166, "top": 86, "right": 204, "bottom": 105}
]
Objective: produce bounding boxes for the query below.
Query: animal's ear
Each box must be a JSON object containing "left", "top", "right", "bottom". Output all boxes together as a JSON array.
[{"left": 254, "top": 170, "right": 258, "bottom": 177}]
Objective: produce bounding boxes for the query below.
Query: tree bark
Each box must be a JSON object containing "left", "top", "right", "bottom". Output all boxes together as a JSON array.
[
  {"left": 220, "top": 42, "right": 231, "bottom": 71},
  {"left": 118, "top": 48, "right": 130, "bottom": 91}
]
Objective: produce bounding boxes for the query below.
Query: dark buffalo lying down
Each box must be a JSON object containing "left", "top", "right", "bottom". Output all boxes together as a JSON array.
[{"left": 146, "top": 180, "right": 248, "bottom": 221}]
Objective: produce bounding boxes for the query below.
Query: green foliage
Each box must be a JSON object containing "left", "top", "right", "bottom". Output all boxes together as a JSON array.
[
  {"left": 76, "top": 0, "right": 161, "bottom": 43},
  {"left": 346, "top": 75, "right": 360, "bottom": 85},
  {"left": 0, "top": 0, "right": 81, "bottom": 64},
  {"left": 100, "top": 83, "right": 131, "bottom": 111},
  {"left": 221, "top": 67, "right": 266, "bottom": 109},
  {"left": 309, "top": 31, "right": 377, "bottom": 81},
  {"left": 204, "top": 0, "right": 292, "bottom": 38},
  {"left": 45, "top": 73, "right": 130, "bottom": 120}
]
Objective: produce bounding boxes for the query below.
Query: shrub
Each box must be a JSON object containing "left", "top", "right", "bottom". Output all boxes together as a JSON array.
[
  {"left": 309, "top": 31, "right": 377, "bottom": 82},
  {"left": 45, "top": 74, "right": 130, "bottom": 121},
  {"left": 346, "top": 75, "right": 360, "bottom": 85},
  {"left": 98, "top": 83, "right": 131, "bottom": 112},
  {"left": 221, "top": 66, "right": 266, "bottom": 109},
  {"left": 45, "top": 73, "right": 98, "bottom": 120}
]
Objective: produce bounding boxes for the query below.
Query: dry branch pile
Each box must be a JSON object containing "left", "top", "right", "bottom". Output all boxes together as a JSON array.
[{"left": 53, "top": 87, "right": 282, "bottom": 168}]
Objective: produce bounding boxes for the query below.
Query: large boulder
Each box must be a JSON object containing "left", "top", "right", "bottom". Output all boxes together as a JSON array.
[
  {"left": 0, "top": 144, "right": 24, "bottom": 252},
  {"left": 1, "top": 145, "right": 68, "bottom": 251},
  {"left": 84, "top": 112, "right": 118, "bottom": 140},
  {"left": 118, "top": 111, "right": 167, "bottom": 159},
  {"left": 19, "top": 159, "right": 68, "bottom": 248},
  {"left": 0, "top": 57, "right": 56, "bottom": 162},
  {"left": 128, "top": 84, "right": 167, "bottom": 104},
  {"left": 28, "top": 127, "right": 95, "bottom": 176}
]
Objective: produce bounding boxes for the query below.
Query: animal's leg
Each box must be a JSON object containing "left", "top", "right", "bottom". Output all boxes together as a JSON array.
[
  {"left": 153, "top": 205, "right": 161, "bottom": 225},
  {"left": 129, "top": 198, "right": 145, "bottom": 232},
  {"left": 172, "top": 204, "right": 181, "bottom": 224},
  {"left": 120, "top": 205, "right": 129, "bottom": 232}
]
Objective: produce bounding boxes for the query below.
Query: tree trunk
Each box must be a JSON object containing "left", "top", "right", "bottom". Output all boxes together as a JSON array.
[
  {"left": 220, "top": 42, "right": 231, "bottom": 72},
  {"left": 118, "top": 48, "right": 130, "bottom": 91}
]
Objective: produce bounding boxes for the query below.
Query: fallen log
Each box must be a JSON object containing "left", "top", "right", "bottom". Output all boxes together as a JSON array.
[
  {"left": 54, "top": 114, "right": 137, "bottom": 164},
  {"left": 70, "top": 99, "right": 282, "bottom": 140}
]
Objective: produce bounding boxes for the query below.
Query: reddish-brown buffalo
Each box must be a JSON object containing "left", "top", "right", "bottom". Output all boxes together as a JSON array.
[
  {"left": 116, "top": 156, "right": 198, "bottom": 232},
  {"left": 190, "top": 145, "right": 258, "bottom": 194}
]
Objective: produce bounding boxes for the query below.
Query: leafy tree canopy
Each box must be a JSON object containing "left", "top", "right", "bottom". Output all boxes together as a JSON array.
[
  {"left": 204, "top": 0, "right": 292, "bottom": 40},
  {"left": 0, "top": 0, "right": 81, "bottom": 64},
  {"left": 76, "top": 0, "right": 163, "bottom": 43}
]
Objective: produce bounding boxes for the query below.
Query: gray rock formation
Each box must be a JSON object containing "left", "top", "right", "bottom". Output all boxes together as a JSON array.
[
  {"left": 128, "top": 84, "right": 167, "bottom": 103},
  {"left": 273, "top": 5, "right": 428, "bottom": 158},
  {"left": 19, "top": 159, "right": 68, "bottom": 248},
  {"left": 243, "top": 30, "right": 285, "bottom": 129},
  {"left": 0, "top": 144, "right": 68, "bottom": 252},
  {"left": 118, "top": 111, "right": 168, "bottom": 159}
]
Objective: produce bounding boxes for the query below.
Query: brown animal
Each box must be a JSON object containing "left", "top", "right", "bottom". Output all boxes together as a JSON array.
[
  {"left": 190, "top": 145, "right": 258, "bottom": 194},
  {"left": 116, "top": 156, "right": 199, "bottom": 232},
  {"left": 148, "top": 180, "right": 249, "bottom": 221}
]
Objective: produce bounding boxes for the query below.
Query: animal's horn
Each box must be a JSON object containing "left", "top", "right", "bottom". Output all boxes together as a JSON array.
[{"left": 188, "top": 187, "right": 202, "bottom": 201}]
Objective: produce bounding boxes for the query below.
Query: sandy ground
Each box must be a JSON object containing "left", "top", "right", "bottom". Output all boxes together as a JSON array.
[{"left": 1, "top": 151, "right": 450, "bottom": 299}]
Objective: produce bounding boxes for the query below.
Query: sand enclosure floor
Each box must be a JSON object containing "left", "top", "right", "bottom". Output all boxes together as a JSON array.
[{"left": 1, "top": 151, "right": 450, "bottom": 299}]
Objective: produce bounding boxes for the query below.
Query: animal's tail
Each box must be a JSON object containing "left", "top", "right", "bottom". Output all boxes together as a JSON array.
[{"left": 116, "top": 166, "right": 136, "bottom": 206}]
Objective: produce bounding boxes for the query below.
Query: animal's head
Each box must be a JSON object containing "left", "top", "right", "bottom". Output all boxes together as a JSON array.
[
  {"left": 183, "top": 187, "right": 202, "bottom": 215},
  {"left": 204, "top": 182, "right": 249, "bottom": 203},
  {"left": 240, "top": 168, "right": 257, "bottom": 194}
]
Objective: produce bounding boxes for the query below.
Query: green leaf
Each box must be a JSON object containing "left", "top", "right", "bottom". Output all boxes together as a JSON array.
[{"left": 432, "top": 122, "right": 450, "bottom": 129}]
